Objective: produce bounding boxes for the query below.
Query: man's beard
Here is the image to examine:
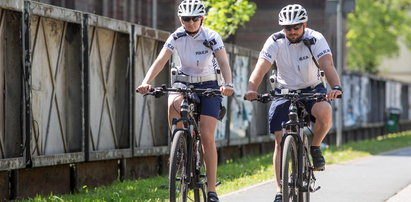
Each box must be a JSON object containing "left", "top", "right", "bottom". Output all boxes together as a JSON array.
[{"left": 287, "top": 34, "right": 303, "bottom": 43}]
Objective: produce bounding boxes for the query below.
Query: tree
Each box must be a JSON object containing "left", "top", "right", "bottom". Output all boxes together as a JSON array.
[
  {"left": 203, "top": 0, "right": 256, "bottom": 40},
  {"left": 346, "top": 0, "right": 411, "bottom": 74}
]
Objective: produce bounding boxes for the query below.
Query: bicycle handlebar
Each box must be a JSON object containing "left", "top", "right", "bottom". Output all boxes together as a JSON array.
[
  {"left": 139, "top": 84, "right": 221, "bottom": 98},
  {"left": 245, "top": 91, "right": 342, "bottom": 103}
]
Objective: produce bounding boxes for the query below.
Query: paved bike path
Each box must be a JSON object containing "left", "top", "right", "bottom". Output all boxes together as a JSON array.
[{"left": 220, "top": 147, "right": 411, "bottom": 202}]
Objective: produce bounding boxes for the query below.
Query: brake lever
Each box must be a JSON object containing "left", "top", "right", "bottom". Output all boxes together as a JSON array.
[
  {"left": 259, "top": 94, "right": 272, "bottom": 103},
  {"left": 204, "top": 91, "right": 218, "bottom": 97},
  {"left": 154, "top": 89, "right": 165, "bottom": 98}
]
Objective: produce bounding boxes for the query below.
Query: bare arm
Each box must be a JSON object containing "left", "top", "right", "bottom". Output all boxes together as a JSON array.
[
  {"left": 214, "top": 48, "right": 234, "bottom": 96},
  {"left": 244, "top": 58, "right": 272, "bottom": 100},
  {"left": 318, "top": 54, "right": 342, "bottom": 99},
  {"left": 214, "top": 48, "right": 232, "bottom": 84},
  {"left": 142, "top": 48, "right": 173, "bottom": 84},
  {"left": 318, "top": 54, "right": 341, "bottom": 87},
  {"left": 248, "top": 58, "right": 272, "bottom": 91},
  {"left": 136, "top": 48, "right": 173, "bottom": 94}
]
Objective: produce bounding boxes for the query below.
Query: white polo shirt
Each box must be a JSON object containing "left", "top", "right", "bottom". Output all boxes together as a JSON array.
[
  {"left": 259, "top": 28, "right": 332, "bottom": 90},
  {"left": 164, "top": 26, "right": 225, "bottom": 77}
]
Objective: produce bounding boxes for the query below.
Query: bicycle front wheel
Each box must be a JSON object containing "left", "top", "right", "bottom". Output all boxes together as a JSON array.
[
  {"left": 193, "top": 139, "right": 207, "bottom": 202},
  {"left": 169, "top": 131, "right": 188, "bottom": 202},
  {"left": 282, "top": 135, "right": 298, "bottom": 202},
  {"left": 298, "top": 133, "right": 310, "bottom": 202}
]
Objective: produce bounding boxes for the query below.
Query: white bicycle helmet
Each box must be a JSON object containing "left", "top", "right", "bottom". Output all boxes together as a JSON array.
[
  {"left": 178, "top": 0, "right": 206, "bottom": 16},
  {"left": 278, "top": 4, "right": 308, "bottom": 25}
]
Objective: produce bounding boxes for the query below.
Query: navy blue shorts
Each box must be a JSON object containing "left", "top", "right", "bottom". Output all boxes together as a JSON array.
[
  {"left": 268, "top": 84, "right": 329, "bottom": 133},
  {"left": 175, "top": 80, "right": 222, "bottom": 119}
]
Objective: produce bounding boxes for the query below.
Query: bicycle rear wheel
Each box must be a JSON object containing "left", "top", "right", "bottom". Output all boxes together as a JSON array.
[
  {"left": 282, "top": 135, "right": 298, "bottom": 202},
  {"left": 169, "top": 131, "right": 188, "bottom": 202}
]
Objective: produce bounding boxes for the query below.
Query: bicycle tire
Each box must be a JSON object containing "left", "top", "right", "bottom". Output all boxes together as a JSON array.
[
  {"left": 298, "top": 133, "right": 310, "bottom": 202},
  {"left": 193, "top": 139, "right": 207, "bottom": 202},
  {"left": 169, "top": 131, "right": 188, "bottom": 202},
  {"left": 282, "top": 135, "right": 299, "bottom": 202}
]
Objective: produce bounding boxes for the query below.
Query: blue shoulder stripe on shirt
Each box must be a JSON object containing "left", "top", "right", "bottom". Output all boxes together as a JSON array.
[
  {"left": 271, "top": 32, "right": 285, "bottom": 42},
  {"left": 173, "top": 32, "right": 187, "bottom": 40}
]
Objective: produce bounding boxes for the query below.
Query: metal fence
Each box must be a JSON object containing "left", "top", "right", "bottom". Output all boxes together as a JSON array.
[{"left": 0, "top": 0, "right": 410, "bottom": 200}]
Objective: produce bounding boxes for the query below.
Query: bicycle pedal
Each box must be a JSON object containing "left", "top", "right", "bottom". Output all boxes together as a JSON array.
[
  {"left": 310, "top": 185, "right": 321, "bottom": 192},
  {"left": 175, "top": 177, "right": 181, "bottom": 181},
  {"left": 216, "top": 181, "right": 221, "bottom": 187},
  {"left": 200, "top": 174, "right": 206, "bottom": 178},
  {"left": 312, "top": 167, "right": 325, "bottom": 171},
  {"left": 310, "top": 166, "right": 325, "bottom": 171}
]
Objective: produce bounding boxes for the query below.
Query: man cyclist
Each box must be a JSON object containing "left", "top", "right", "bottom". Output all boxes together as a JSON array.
[
  {"left": 243, "top": 4, "right": 342, "bottom": 202},
  {"left": 136, "top": 1, "right": 233, "bottom": 201}
]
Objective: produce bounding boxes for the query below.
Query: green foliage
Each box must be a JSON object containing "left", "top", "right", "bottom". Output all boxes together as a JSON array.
[
  {"left": 203, "top": 0, "right": 256, "bottom": 40},
  {"left": 346, "top": 0, "right": 411, "bottom": 74}
]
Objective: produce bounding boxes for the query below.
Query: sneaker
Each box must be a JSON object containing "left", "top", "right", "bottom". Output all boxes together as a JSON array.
[
  {"left": 207, "top": 192, "right": 219, "bottom": 202},
  {"left": 274, "top": 192, "right": 282, "bottom": 202},
  {"left": 311, "top": 147, "right": 325, "bottom": 170}
]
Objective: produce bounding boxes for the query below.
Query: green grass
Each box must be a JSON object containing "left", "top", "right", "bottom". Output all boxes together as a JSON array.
[
  {"left": 22, "top": 131, "right": 411, "bottom": 202},
  {"left": 323, "top": 131, "right": 411, "bottom": 164}
]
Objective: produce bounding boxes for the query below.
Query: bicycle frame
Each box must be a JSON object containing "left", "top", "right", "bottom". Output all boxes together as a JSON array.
[
  {"left": 170, "top": 90, "right": 201, "bottom": 187},
  {"left": 249, "top": 91, "right": 329, "bottom": 201},
  {"left": 144, "top": 84, "right": 221, "bottom": 202},
  {"left": 280, "top": 97, "right": 316, "bottom": 193}
]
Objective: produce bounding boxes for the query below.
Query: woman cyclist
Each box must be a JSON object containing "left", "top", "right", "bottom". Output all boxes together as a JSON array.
[{"left": 136, "top": 1, "right": 234, "bottom": 201}]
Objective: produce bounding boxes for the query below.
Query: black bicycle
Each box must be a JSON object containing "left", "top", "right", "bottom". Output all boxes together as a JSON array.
[
  {"left": 143, "top": 84, "right": 221, "bottom": 202},
  {"left": 249, "top": 91, "right": 334, "bottom": 202}
]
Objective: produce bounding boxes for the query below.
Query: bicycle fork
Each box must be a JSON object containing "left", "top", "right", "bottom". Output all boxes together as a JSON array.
[{"left": 171, "top": 118, "right": 194, "bottom": 185}]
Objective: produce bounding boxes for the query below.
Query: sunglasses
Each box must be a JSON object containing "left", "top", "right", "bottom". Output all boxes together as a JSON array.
[
  {"left": 283, "top": 23, "right": 303, "bottom": 31},
  {"left": 181, "top": 16, "right": 202, "bottom": 22}
]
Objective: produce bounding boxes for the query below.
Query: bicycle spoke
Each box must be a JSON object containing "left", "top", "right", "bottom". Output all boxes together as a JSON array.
[{"left": 170, "top": 131, "right": 189, "bottom": 202}]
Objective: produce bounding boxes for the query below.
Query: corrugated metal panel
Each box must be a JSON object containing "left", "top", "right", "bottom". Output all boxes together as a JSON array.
[
  {"left": 30, "top": 15, "right": 82, "bottom": 157},
  {"left": 88, "top": 26, "right": 130, "bottom": 152},
  {"left": 134, "top": 36, "right": 159, "bottom": 148}
]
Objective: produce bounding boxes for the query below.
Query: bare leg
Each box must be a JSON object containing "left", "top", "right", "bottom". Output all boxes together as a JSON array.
[
  {"left": 273, "top": 131, "right": 282, "bottom": 191},
  {"left": 200, "top": 115, "right": 218, "bottom": 192},
  {"left": 310, "top": 102, "right": 332, "bottom": 146},
  {"left": 168, "top": 93, "right": 183, "bottom": 129}
]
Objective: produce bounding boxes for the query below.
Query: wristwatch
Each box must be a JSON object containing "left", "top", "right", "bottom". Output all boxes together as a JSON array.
[
  {"left": 333, "top": 85, "right": 343, "bottom": 93},
  {"left": 224, "top": 82, "right": 234, "bottom": 88}
]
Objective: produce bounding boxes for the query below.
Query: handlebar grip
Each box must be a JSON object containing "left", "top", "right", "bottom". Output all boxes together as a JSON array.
[
  {"left": 243, "top": 94, "right": 260, "bottom": 102},
  {"left": 136, "top": 87, "right": 154, "bottom": 93},
  {"left": 337, "top": 94, "right": 342, "bottom": 99}
]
